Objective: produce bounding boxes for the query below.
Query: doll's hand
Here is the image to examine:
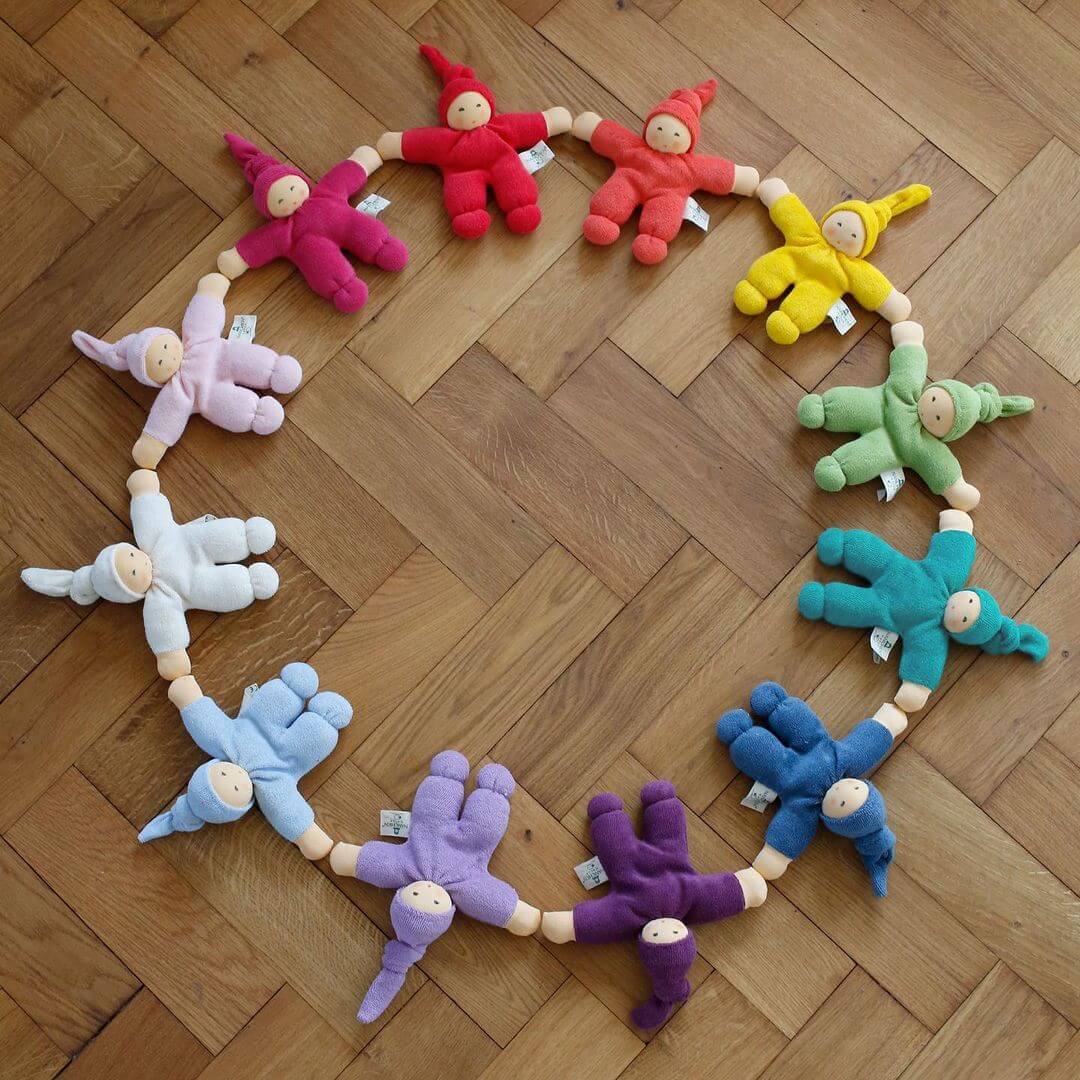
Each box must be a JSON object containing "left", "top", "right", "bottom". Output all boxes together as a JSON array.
[
  {"left": 132, "top": 434, "right": 167, "bottom": 470},
  {"left": 895, "top": 681, "right": 931, "bottom": 713},
  {"left": 376, "top": 132, "right": 404, "bottom": 161},
  {"left": 877, "top": 289, "right": 912, "bottom": 324},
  {"left": 735, "top": 867, "right": 768, "bottom": 907},
  {"left": 127, "top": 468, "right": 160, "bottom": 497},
  {"left": 571, "top": 111, "right": 602, "bottom": 142},
  {"left": 943, "top": 479, "right": 981, "bottom": 512},
  {"left": 540, "top": 910, "right": 576, "bottom": 943},
  {"left": 196, "top": 272, "right": 230, "bottom": 300},
  {"left": 329, "top": 842, "right": 361, "bottom": 877},
  {"left": 217, "top": 247, "right": 249, "bottom": 280},
  {"left": 350, "top": 145, "right": 382, "bottom": 175},
  {"left": 295, "top": 824, "right": 334, "bottom": 860},
  {"left": 505, "top": 900, "right": 542, "bottom": 935},
  {"left": 890, "top": 320, "right": 924, "bottom": 347},
  {"left": 938, "top": 509, "right": 974, "bottom": 534},
  {"left": 543, "top": 107, "right": 572, "bottom": 137},
  {"left": 167, "top": 674, "right": 203, "bottom": 710},
  {"left": 756, "top": 177, "right": 789, "bottom": 208},
  {"left": 731, "top": 164, "right": 760, "bottom": 196},
  {"left": 752, "top": 844, "right": 791, "bottom": 880},
  {"left": 874, "top": 701, "right": 908, "bottom": 739},
  {"left": 157, "top": 649, "right": 191, "bottom": 682}
]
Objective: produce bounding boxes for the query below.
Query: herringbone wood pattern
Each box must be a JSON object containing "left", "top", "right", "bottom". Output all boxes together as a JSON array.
[{"left": 1, "top": 0, "right": 1079, "bottom": 1077}]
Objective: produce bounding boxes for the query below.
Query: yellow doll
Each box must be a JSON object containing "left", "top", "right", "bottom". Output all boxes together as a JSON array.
[{"left": 734, "top": 177, "right": 931, "bottom": 345}]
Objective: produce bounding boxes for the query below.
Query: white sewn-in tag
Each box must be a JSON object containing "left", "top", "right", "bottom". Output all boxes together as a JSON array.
[
  {"left": 741, "top": 780, "right": 778, "bottom": 812},
  {"left": 683, "top": 195, "right": 710, "bottom": 231},
  {"left": 238, "top": 683, "right": 258, "bottom": 713},
  {"left": 574, "top": 855, "right": 608, "bottom": 889},
  {"left": 877, "top": 467, "right": 906, "bottom": 503},
  {"left": 228, "top": 314, "right": 257, "bottom": 343},
  {"left": 380, "top": 810, "right": 411, "bottom": 837},
  {"left": 519, "top": 140, "right": 555, "bottom": 174},
  {"left": 828, "top": 299, "right": 857, "bottom": 334},
  {"left": 358, "top": 193, "right": 391, "bottom": 217},
  {"left": 870, "top": 626, "right": 899, "bottom": 664}
]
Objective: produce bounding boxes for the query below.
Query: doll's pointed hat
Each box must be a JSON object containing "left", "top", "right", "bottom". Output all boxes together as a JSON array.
[
  {"left": 72, "top": 328, "right": 173, "bottom": 388},
  {"left": 224, "top": 133, "right": 309, "bottom": 218},
  {"left": 925, "top": 380, "right": 1035, "bottom": 442},
  {"left": 824, "top": 183, "right": 931, "bottom": 258},
  {"left": 646, "top": 79, "right": 716, "bottom": 152},
  {"left": 632, "top": 931, "right": 696, "bottom": 1028},
  {"left": 821, "top": 784, "right": 894, "bottom": 897},
  {"left": 950, "top": 588, "right": 1049, "bottom": 661},
  {"left": 138, "top": 762, "right": 253, "bottom": 843},
  {"left": 419, "top": 44, "right": 495, "bottom": 125},
  {"left": 22, "top": 544, "right": 146, "bottom": 606}
]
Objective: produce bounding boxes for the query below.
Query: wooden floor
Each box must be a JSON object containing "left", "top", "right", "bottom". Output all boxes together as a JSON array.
[{"left": 1, "top": 0, "right": 1079, "bottom": 1077}]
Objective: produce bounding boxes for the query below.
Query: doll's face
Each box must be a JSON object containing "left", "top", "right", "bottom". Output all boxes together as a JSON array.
[
  {"left": 641, "top": 917, "right": 689, "bottom": 944},
  {"left": 210, "top": 761, "right": 253, "bottom": 807},
  {"left": 918, "top": 386, "right": 955, "bottom": 438},
  {"left": 944, "top": 590, "right": 981, "bottom": 633},
  {"left": 266, "top": 174, "right": 310, "bottom": 217},
  {"left": 447, "top": 91, "right": 492, "bottom": 130},
  {"left": 145, "top": 332, "right": 182, "bottom": 384},
  {"left": 113, "top": 543, "right": 153, "bottom": 594},
  {"left": 401, "top": 880, "right": 452, "bottom": 913},
  {"left": 822, "top": 210, "right": 865, "bottom": 257},
  {"left": 823, "top": 778, "right": 868, "bottom": 819},
  {"left": 644, "top": 113, "right": 691, "bottom": 154}
]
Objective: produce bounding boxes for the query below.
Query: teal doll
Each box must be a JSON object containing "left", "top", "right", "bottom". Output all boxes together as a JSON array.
[
  {"left": 799, "top": 510, "right": 1049, "bottom": 712},
  {"left": 797, "top": 321, "right": 1034, "bottom": 510}
]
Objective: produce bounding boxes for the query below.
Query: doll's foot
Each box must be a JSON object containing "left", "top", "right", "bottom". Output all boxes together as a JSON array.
[
  {"left": 332, "top": 275, "right": 368, "bottom": 313},
  {"left": 249, "top": 562, "right": 279, "bottom": 600},
  {"left": 452, "top": 209, "right": 491, "bottom": 239},
  {"left": 540, "top": 910, "right": 576, "bottom": 943},
  {"left": 766, "top": 310, "right": 800, "bottom": 345},
  {"left": 640, "top": 780, "right": 676, "bottom": 806},
  {"left": 796, "top": 394, "right": 825, "bottom": 429},
  {"left": 632, "top": 233, "right": 668, "bottom": 265},
  {"left": 271, "top": 355, "right": 302, "bottom": 394},
  {"left": 476, "top": 763, "right": 515, "bottom": 797},
  {"left": 308, "top": 690, "right": 353, "bottom": 729},
  {"left": 813, "top": 455, "right": 847, "bottom": 493},
  {"left": 716, "top": 707, "right": 752, "bottom": 745},
  {"left": 817, "top": 527, "right": 845, "bottom": 566},
  {"left": 505, "top": 900, "right": 541, "bottom": 935},
  {"left": 430, "top": 749, "right": 470, "bottom": 781},
  {"left": 245, "top": 517, "right": 276, "bottom": 555},
  {"left": 374, "top": 235, "right": 408, "bottom": 272},
  {"left": 798, "top": 582, "right": 825, "bottom": 620},
  {"left": 506, "top": 204, "right": 541, "bottom": 234},
  {"left": 582, "top": 214, "right": 620, "bottom": 245},
  {"left": 280, "top": 661, "right": 319, "bottom": 699},
  {"left": 749, "top": 681, "right": 787, "bottom": 719},
  {"left": 733, "top": 279, "right": 767, "bottom": 315},
  {"left": 252, "top": 396, "right": 285, "bottom": 435},
  {"left": 587, "top": 792, "right": 623, "bottom": 818}
]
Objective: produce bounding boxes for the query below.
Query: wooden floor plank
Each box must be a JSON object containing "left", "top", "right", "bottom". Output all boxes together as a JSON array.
[{"left": 0, "top": 988, "right": 67, "bottom": 1080}]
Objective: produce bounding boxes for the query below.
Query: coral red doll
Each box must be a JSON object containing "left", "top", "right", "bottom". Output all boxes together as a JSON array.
[
  {"left": 571, "top": 81, "right": 759, "bottom": 264},
  {"left": 376, "top": 45, "right": 571, "bottom": 240},
  {"left": 217, "top": 134, "right": 408, "bottom": 313}
]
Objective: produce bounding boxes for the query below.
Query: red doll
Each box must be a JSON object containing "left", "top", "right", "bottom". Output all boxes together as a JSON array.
[
  {"left": 377, "top": 45, "right": 571, "bottom": 240},
  {"left": 571, "top": 80, "right": 760, "bottom": 264}
]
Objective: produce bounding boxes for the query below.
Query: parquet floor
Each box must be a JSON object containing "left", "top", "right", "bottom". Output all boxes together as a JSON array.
[{"left": 1, "top": 0, "right": 1079, "bottom": 1077}]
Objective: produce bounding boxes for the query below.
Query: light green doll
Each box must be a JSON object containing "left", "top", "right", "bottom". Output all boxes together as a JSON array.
[{"left": 798, "top": 321, "right": 1034, "bottom": 510}]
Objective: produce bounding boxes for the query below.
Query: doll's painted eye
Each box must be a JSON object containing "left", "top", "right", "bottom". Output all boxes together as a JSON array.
[
  {"left": 475, "top": 103, "right": 481, "bottom": 108},
  {"left": 936, "top": 415, "right": 941, "bottom": 422},
  {"left": 458, "top": 106, "right": 465, "bottom": 112},
  {"left": 840, "top": 800, "right": 846, "bottom": 807},
  {"left": 652, "top": 931, "right": 659, "bottom": 937},
  {"left": 851, "top": 233, "right": 857, "bottom": 239},
  {"left": 962, "top": 616, "right": 968, "bottom": 623},
  {"left": 412, "top": 890, "right": 418, "bottom": 896}
]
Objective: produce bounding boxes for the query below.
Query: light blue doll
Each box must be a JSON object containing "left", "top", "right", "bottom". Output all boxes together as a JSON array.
[{"left": 139, "top": 662, "right": 352, "bottom": 859}]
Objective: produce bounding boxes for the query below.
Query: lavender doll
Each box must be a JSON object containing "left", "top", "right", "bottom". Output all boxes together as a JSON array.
[{"left": 330, "top": 750, "right": 540, "bottom": 1022}]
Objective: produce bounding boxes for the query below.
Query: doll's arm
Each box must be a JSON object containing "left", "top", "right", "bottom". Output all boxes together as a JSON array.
[
  {"left": 683, "top": 869, "right": 760, "bottom": 922},
  {"left": 182, "top": 275, "right": 229, "bottom": 341},
  {"left": 397, "top": 126, "right": 459, "bottom": 165},
  {"left": 895, "top": 628, "right": 947, "bottom": 711},
  {"left": 452, "top": 871, "right": 531, "bottom": 931},
  {"left": 494, "top": 110, "right": 559, "bottom": 149},
  {"left": 761, "top": 803, "right": 819, "bottom": 867},
  {"left": 127, "top": 471, "right": 176, "bottom": 552},
  {"left": 316, "top": 156, "right": 372, "bottom": 200},
  {"left": 847, "top": 260, "right": 897, "bottom": 315},
  {"left": 353, "top": 839, "right": 416, "bottom": 888},
  {"left": 692, "top": 153, "right": 736, "bottom": 196},
  {"left": 768, "top": 189, "right": 821, "bottom": 245},
  {"left": 836, "top": 706, "right": 903, "bottom": 776},
  {"left": 927, "top": 510, "right": 977, "bottom": 589},
  {"left": 886, "top": 328, "right": 928, "bottom": 399},
  {"left": 143, "top": 592, "right": 191, "bottom": 680},
  {"left": 177, "top": 690, "right": 237, "bottom": 760},
  {"left": 141, "top": 381, "right": 195, "bottom": 455},
  {"left": 220, "top": 220, "right": 289, "bottom": 277},
  {"left": 583, "top": 117, "right": 644, "bottom": 159},
  {"left": 254, "top": 778, "right": 321, "bottom": 851}
]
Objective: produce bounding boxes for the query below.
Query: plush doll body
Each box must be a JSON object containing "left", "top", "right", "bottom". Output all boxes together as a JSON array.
[
  {"left": 330, "top": 750, "right": 541, "bottom": 1022},
  {"left": 798, "top": 321, "right": 1034, "bottom": 508},
  {"left": 218, "top": 134, "right": 407, "bottom": 313},
  {"left": 376, "top": 45, "right": 571, "bottom": 240},
  {"left": 571, "top": 81, "right": 759, "bottom": 264},
  {"left": 541, "top": 781, "right": 767, "bottom": 1028},
  {"left": 139, "top": 664, "right": 351, "bottom": 859},
  {"left": 734, "top": 177, "right": 930, "bottom": 344},
  {"left": 717, "top": 683, "right": 906, "bottom": 895},
  {"left": 72, "top": 274, "right": 302, "bottom": 468},
  {"left": 799, "top": 511, "right": 1049, "bottom": 712},
  {"left": 20, "top": 470, "right": 278, "bottom": 680}
]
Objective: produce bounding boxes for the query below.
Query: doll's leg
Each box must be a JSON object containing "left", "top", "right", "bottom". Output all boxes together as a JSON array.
[
  {"left": 583, "top": 174, "right": 638, "bottom": 245},
  {"left": 183, "top": 514, "right": 274, "bottom": 561},
  {"left": 292, "top": 235, "right": 368, "bottom": 313},
  {"left": 750, "top": 684, "right": 826, "bottom": 751},
  {"left": 341, "top": 211, "right": 408, "bottom": 272},
  {"left": 443, "top": 171, "right": 491, "bottom": 239},
  {"left": 734, "top": 250, "right": 797, "bottom": 315},
  {"left": 797, "top": 385, "right": 884, "bottom": 433},
  {"left": 586, "top": 792, "right": 639, "bottom": 879},
  {"left": 226, "top": 340, "right": 302, "bottom": 395},
  {"left": 725, "top": 726, "right": 794, "bottom": 792},
  {"left": 189, "top": 562, "right": 277, "bottom": 610},
  {"left": 799, "top": 581, "right": 889, "bottom": 628},
  {"left": 490, "top": 156, "right": 541, "bottom": 234},
  {"left": 639, "top": 781, "right": 688, "bottom": 852},
  {"left": 816, "top": 527, "right": 898, "bottom": 582},
  {"left": 410, "top": 750, "right": 469, "bottom": 826},
  {"left": 767, "top": 280, "right": 834, "bottom": 345},
  {"left": 456, "top": 764, "right": 513, "bottom": 850},
  {"left": 633, "top": 194, "right": 685, "bottom": 265},
  {"left": 279, "top": 712, "right": 340, "bottom": 773},
  {"left": 201, "top": 380, "right": 284, "bottom": 436},
  {"left": 815, "top": 429, "right": 899, "bottom": 492}
]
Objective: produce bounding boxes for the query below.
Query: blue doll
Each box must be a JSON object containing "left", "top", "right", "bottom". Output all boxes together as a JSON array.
[
  {"left": 798, "top": 510, "right": 1049, "bottom": 713},
  {"left": 717, "top": 682, "right": 906, "bottom": 896},
  {"left": 139, "top": 662, "right": 353, "bottom": 859}
]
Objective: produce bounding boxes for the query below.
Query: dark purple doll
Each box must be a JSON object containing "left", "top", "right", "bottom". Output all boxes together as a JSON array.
[
  {"left": 330, "top": 750, "right": 540, "bottom": 1023},
  {"left": 542, "top": 780, "right": 767, "bottom": 1028}
]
